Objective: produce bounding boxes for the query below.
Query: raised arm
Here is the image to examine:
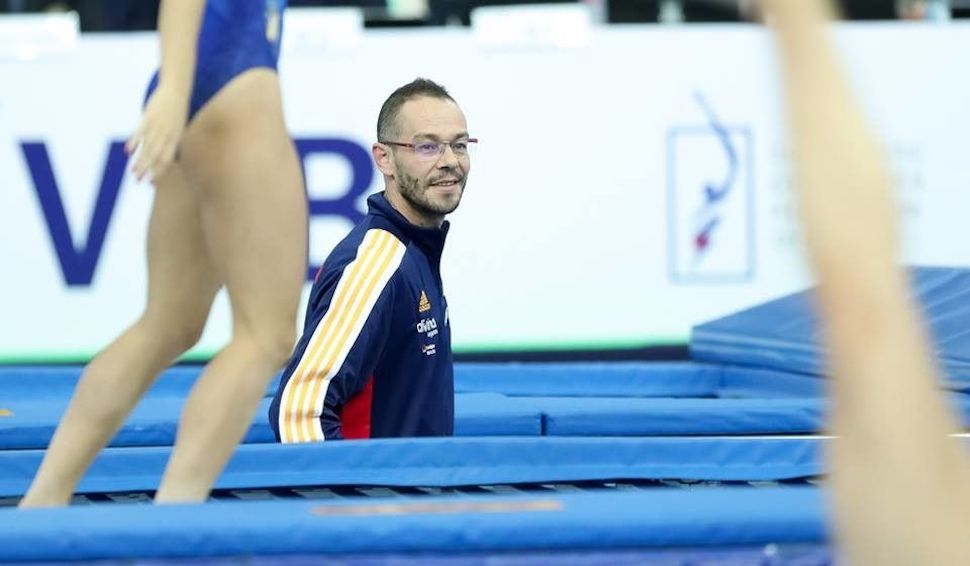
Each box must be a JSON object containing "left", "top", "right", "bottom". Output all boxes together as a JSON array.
[{"left": 763, "top": 1, "right": 970, "bottom": 563}]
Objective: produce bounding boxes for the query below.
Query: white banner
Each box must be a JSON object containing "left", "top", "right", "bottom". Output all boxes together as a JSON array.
[{"left": 2, "top": 21, "right": 970, "bottom": 361}]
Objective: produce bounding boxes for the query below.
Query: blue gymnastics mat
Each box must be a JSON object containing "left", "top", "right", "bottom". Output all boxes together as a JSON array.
[
  {"left": 0, "top": 436, "right": 825, "bottom": 498},
  {"left": 9, "top": 389, "right": 970, "bottom": 447},
  {"left": 0, "top": 361, "right": 824, "bottom": 400},
  {"left": 0, "top": 486, "right": 828, "bottom": 563},
  {"left": 0, "top": 362, "right": 835, "bottom": 448},
  {"left": 14, "top": 545, "right": 832, "bottom": 566},
  {"left": 0, "top": 391, "right": 831, "bottom": 447},
  {"left": 5, "top": 363, "right": 970, "bottom": 445},
  {"left": 0, "top": 393, "right": 545, "bottom": 449},
  {"left": 691, "top": 266, "right": 970, "bottom": 390}
]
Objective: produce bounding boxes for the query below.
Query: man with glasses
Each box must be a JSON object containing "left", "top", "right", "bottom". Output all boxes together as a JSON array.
[{"left": 269, "top": 78, "right": 474, "bottom": 442}]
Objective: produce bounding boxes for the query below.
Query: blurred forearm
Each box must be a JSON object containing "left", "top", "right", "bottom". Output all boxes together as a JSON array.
[
  {"left": 766, "top": 0, "right": 964, "bottom": 481},
  {"left": 157, "top": 0, "right": 206, "bottom": 94}
]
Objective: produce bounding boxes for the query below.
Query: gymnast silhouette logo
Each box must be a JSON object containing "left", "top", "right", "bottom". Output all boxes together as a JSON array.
[
  {"left": 690, "top": 92, "right": 737, "bottom": 262},
  {"left": 667, "top": 92, "right": 753, "bottom": 282}
]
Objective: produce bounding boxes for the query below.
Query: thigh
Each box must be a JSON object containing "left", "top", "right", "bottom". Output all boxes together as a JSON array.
[
  {"left": 143, "top": 162, "right": 222, "bottom": 339},
  {"left": 178, "top": 69, "right": 308, "bottom": 334}
]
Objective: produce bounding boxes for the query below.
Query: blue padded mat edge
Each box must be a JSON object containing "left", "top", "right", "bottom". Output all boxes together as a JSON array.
[
  {"left": 0, "top": 487, "right": 828, "bottom": 562},
  {"left": 0, "top": 436, "right": 825, "bottom": 497},
  {"left": 691, "top": 266, "right": 970, "bottom": 389}
]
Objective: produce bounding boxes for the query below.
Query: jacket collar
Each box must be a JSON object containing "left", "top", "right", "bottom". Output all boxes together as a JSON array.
[{"left": 367, "top": 191, "right": 450, "bottom": 261}]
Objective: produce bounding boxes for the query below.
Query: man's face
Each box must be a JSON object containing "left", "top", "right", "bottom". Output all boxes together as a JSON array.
[{"left": 384, "top": 96, "right": 471, "bottom": 224}]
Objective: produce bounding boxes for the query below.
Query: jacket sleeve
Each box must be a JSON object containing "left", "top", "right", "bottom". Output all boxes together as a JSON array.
[{"left": 273, "top": 228, "right": 405, "bottom": 443}]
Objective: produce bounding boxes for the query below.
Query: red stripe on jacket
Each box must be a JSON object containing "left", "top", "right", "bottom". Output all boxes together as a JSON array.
[{"left": 340, "top": 377, "right": 373, "bottom": 439}]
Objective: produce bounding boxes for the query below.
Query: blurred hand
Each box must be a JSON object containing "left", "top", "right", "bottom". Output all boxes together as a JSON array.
[{"left": 126, "top": 83, "right": 190, "bottom": 182}]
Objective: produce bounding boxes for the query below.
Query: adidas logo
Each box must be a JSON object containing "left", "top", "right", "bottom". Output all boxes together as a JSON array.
[{"left": 418, "top": 291, "right": 431, "bottom": 313}]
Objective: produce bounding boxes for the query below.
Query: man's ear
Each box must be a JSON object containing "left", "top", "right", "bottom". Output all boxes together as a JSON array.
[{"left": 373, "top": 143, "right": 394, "bottom": 177}]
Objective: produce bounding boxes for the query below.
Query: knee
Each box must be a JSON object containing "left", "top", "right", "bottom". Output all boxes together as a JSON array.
[
  {"left": 138, "top": 312, "right": 207, "bottom": 356},
  {"left": 243, "top": 323, "right": 296, "bottom": 369}
]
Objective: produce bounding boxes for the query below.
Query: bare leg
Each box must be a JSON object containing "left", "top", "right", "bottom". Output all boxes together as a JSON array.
[
  {"left": 19, "top": 164, "right": 220, "bottom": 507},
  {"left": 154, "top": 69, "right": 307, "bottom": 503}
]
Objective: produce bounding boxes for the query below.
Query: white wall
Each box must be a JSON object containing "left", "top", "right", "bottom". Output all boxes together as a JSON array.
[{"left": 2, "top": 22, "right": 968, "bottom": 361}]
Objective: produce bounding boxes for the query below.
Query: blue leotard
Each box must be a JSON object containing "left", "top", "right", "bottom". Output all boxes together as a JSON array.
[{"left": 144, "top": 0, "right": 286, "bottom": 122}]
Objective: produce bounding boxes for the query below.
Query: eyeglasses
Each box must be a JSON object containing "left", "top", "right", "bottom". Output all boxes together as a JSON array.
[{"left": 381, "top": 138, "right": 478, "bottom": 160}]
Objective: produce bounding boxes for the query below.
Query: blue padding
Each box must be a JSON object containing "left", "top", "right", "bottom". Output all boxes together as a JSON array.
[
  {"left": 0, "top": 365, "right": 282, "bottom": 400},
  {"left": 690, "top": 291, "right": 823, "bottom": 376},
  {"left": 454, "top": 362, "right": 722, "bottom": 397},
  {"left": 0, "top": 394, "right": 542, "bottom": 450},
  {"left": 144, "top": 546, "right": 833, "bottom": 566},
  {"left": 0, "top": 363, "right": 826, "bottom": 408},
  {"left": 541, "top": 397, "right": 825, "bottom": 435},
  {"left": 718, "top": 367, "right": 825, "bottom": 399},
  {"left": 0, "top": 363, "right": 725, "bottom": 400},
  {"left": 0, "top": 393, "right": 820, "bottom": 447},
  {"left": 691, "top": 267, "right": 970, "bottom": 390},
  {"left": 0, "top": 365, "right": 204, "bottom": 400},
  {"left": 453, "top": 393, "right": 543, "bottom": 436},
  {"left": 2, "top": 362, "right": 812, "bottom": 401},
  {"left": 0, "top": 487, "right": 828, "bottom": 562},
  {"left": 0, "top": 436, "right": 825, "bottom": 497},
  {"left": 0, "top": 398, "right": 275, "bottom": 450},
  {"left": 8, "top": 388, "right": 970, "bottom": 445}
]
